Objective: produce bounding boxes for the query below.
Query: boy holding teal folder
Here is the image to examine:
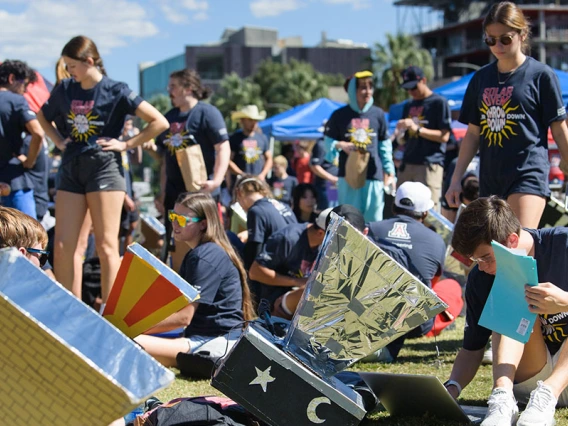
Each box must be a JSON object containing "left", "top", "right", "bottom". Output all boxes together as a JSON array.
[{"left": 442, "top": 196, "right": 568, "bottom": 426}]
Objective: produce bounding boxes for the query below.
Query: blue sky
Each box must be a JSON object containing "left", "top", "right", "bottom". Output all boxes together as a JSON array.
[{"left": 0, "top": 0, "right": 439, "bottom": 94}]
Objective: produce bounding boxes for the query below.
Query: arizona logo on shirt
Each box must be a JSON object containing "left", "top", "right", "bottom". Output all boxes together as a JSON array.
[
  {"left": 479, "top": 86, "right": 526, "bottom": 148},
  {"left": 67, "top": 100, "right": 105, "bottom": 142},
  {"left": 388, "top": 222, "right": 411, "bottom": 240},
  {"left": 242, "top": 138, "right": 261, "bottom": 164},
  {"left": 346, "top": 118, "right": 376, "bottom": 150},
  {"left": 164, "top": 122, "right": 194, "bottom": 154}
]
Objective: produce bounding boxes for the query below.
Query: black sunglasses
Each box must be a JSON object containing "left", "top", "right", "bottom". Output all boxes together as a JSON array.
[
  {"left": 484, "top": 34, "right": 515, "bottom": 47},
  {"left": 26, "top": 247, "right": 49, "bottom": 267}
]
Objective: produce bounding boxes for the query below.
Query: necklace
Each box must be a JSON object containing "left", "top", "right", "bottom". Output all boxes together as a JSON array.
[{"left": 497, "top": 68, "right": 517, "bottom": 85}]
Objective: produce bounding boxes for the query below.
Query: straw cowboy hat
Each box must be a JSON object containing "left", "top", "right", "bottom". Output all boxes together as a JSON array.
[{"left": 231, "top": 105, "right": 267, "bottom": 121}]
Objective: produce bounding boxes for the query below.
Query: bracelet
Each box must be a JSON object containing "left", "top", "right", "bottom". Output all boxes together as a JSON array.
[{"left": 444, "top": 380, "right": 462, "bottom": 397}]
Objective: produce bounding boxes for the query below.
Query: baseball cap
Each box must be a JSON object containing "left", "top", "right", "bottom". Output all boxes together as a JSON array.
[
  {"left": 315, "top": 207, "right": 334, "bottom": 230},
  {"left": 395, "top": 182, "right": 434, "bottom": 213},
  {"left": 315, "top": 205, "right": 366, "bottom": 232},
  {"left": 400, "top": 66, "right": 425, "bottom": 90}
]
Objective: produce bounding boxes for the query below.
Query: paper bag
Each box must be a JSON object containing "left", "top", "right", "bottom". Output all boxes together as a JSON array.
[
  {"left": 175, "top": 143, "right": 207, "bottom": 192},
  {"left": 344, "top": 150, "right": 369, "bottom": 189}
]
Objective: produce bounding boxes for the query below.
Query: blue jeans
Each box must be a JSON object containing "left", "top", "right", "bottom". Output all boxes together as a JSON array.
[{"left": 1, "top": 189, "right": 37, "bottom": 218}]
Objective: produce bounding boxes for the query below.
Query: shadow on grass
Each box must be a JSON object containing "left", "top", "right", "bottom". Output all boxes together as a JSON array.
[{"left": 405, "top": 339, "right": 463, "bottom": 353}]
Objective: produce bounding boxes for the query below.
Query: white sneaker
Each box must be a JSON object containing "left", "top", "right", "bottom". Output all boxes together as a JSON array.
[
  {"left": 481, "top": 388, "right": 519, "bottom": 426},
  {"left": 517, "top": 381, "right": 557, "bottom": 426}
]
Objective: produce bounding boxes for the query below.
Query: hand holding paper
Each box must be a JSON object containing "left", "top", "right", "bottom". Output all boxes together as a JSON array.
[{"left": 526, "top": 282, "right": 568, "bottom": 314}]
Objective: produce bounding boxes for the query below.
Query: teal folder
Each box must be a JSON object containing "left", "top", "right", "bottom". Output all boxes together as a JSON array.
[{"left": 478, "top": 241, "right": 538, "bottom": 344}]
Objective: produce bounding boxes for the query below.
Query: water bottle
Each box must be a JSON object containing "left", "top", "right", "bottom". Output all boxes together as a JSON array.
[{"left": 123, "top": 404, "right": 145, "bottom": 423}]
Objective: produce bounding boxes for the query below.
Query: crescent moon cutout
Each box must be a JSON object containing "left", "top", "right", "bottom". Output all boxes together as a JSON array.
[{"left": 307, "top": 396, "right": 331, "bottom": 423}]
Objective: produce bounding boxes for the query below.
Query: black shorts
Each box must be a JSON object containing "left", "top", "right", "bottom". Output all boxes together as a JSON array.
[
  {"left": 480, "top": 172, "right": 549, "bottom": 200},
  {"left": 58, "top": 150, "right": 126, "bottom": 194}
]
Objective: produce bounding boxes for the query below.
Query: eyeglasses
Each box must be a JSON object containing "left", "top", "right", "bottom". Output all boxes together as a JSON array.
[
  {"left": 168, "top": 210, "right": 203, "bottom": 228},
  {"left": 484, "top": 34, "right": 516, "bottom": 47},
  {"left": 469, "top": 254, "right": 495, "bottom": 264},
  {"left": 26, "top": 247, "right": 49, "bottom": 267}
]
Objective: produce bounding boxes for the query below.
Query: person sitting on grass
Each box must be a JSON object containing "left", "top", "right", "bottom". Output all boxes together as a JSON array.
[
  {"left": 135, "top": 192, "right": 254, "bottom": 367},
  {"left": 444, "top": 196, "right": 568, "bottom": 426}
]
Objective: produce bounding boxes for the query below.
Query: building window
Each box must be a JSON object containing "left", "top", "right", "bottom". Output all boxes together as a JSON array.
[{"left": 196, "top": 55, "right": 224, "bottom": 80}]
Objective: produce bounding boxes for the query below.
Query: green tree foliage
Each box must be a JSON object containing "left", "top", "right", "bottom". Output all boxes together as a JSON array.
[
  {"left": 372, "top": 33, "right": 434, "bottom": 110},
  {"left": 210, "top": 72, "right": 264, "bottom": 132},
  {"left": 147, "top": 93, "right": 171, "bottom": 116}
]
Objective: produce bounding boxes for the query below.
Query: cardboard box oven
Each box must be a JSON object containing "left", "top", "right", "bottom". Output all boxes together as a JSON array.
[
  {"left": 212, "top": 323, "right": 366, "bottom": 426},
  {"left": 140, "top": 214, "right": 166, "bottom": 251}
]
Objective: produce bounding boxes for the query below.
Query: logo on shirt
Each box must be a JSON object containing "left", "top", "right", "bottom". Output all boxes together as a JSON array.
[
  {"left": 164, "top": 122, "right": 194, "bottom": 153},
  {"left": 272, "top": 182, "right": 285, "bottom": 200},
  {"left": 67, "top": 100, "right": 105, "bottom": 142},
  {"left": 407, "top": 106, "right": 428, "bottom": 137},
  {"left": 479, "top": 86, "right": 526, "bottom": 147},
  {"left": 387, "top": 222, "right": 411, "bottom": 240},
  {"left": 297, "top": 259, "right": 315, "bottom": 278},
  {"left": 346, "top": 118, "right": 376, "bottom": 150},
  {"left": 242, "top": 138, "right": 262, "bottom": 164},
  {"left": 540, "top": 313, "right": 568, "bottom": 343}
]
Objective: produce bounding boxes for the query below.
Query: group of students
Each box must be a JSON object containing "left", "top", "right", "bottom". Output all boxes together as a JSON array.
[{"left": 2, "top": 1, "right": 568, "bottom": 425}]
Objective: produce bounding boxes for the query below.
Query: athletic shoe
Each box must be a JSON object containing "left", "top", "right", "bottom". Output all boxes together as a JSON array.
[
  {"left": 517, "top": 381, "right": 557, "bottom": 426},
  {"left": 481, "top": 388, "right": 519, "bottom": 426}
]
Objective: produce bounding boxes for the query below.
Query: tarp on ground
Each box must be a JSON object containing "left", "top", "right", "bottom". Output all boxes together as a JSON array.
[
  {"left": 388, "top": 68, "right": 568, "bottom": 121},
  {"left": 259, "top": 98, "right": 345, "bottom": 140}
]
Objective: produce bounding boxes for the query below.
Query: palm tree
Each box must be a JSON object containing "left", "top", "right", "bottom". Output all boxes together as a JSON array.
[{"left": 372, "top": 33, "right": 434, "bottom": 110}]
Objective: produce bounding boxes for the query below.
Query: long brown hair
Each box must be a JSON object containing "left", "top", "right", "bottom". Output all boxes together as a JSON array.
[
  {"left": 170, "top": 69, "right": 212, "bottom": 100},
  {"left": 55, "top": 57, "right": 70, "bottom": 85},
  {"left": 235, "top": 174, "right": 272, "bottom": 199},
  {"left": 61, "top": 35, "right": 107, "bottom": 76},
  {"left": 176, "top": 192, "right": 254, "bottom": 320},
  {"left": 483, "top": 2, "right": 531, "bottom": 55}
]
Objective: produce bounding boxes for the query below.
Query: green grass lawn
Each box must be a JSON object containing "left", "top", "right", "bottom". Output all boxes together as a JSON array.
[{"left": 154, "top": 317, "right": 568, "bottom": 425}]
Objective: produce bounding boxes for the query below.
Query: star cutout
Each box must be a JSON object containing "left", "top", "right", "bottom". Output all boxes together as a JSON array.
[{"left": 249, "top": 366, "right": 276, "bottom": 392}]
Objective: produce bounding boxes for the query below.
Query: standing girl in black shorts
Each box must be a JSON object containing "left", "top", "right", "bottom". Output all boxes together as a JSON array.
[
  {"left": 37, "top": 36, "right": 168, "bottom": 304},
  {"left": 446, "top": 2, "right": 568, "bottom": 227}
]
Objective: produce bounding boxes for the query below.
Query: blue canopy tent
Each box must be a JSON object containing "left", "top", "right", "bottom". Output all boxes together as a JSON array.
[
  {"left": 388, "top": 68, "right": 568, "bottom": 122},
  {"left": 259, "top": 98, "right": 345, "bottom": 140}
]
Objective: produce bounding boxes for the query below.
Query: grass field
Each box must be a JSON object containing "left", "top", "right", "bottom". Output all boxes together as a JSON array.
[{"left": 154, "top": 317, "right": 568, "bottom": 425}]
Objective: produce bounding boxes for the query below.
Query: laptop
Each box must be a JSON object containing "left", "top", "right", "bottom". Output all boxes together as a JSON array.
[{"left": 359, "top": 372, "right": 486, "bottom": 424}]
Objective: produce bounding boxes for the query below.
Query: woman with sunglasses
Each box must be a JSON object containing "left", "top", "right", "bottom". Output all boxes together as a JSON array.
[
  {"left": 135, "top": 193, "right": 254, "bottom": 367},
  {"left": 37, "top": 36, "right": 169, "bottom": 306},
  {"left": 446, "top": 1, "right": 568, "bottom": 228}
]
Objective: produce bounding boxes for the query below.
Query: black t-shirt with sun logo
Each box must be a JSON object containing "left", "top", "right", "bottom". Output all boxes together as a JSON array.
[
  {"left": 401, "top": 93, "right": 451, "bottom": 166},
  {"left": 41, "top": 76, "right": 143, "bottom": 163},
  {"left": 324, "top": 105, "right": 388, "bottom": 180},
  {"left": 459, "top": 57, "right": 567, "bottom": 198},
  {"left": 229, "top": 130, "right": 269, "bottom": 176},
  {"left": 463, "top": 227, "right": 568, "bottom": 355},
  {"left": 156, "top": 103, "right": 229, "bottom": 209}
]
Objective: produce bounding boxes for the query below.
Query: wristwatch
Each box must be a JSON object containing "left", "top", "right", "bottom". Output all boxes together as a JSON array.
[{"left": 444, "top": 380, "right": 462, "bottom": 397}]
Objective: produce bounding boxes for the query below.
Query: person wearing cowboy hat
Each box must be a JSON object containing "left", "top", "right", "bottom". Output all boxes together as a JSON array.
[{"left": 229, "top": 105, "right": 272, "bottom": 186}]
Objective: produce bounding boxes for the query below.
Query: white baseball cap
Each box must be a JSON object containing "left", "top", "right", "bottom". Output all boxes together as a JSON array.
[
  {"left": 315, "top": 207, "right": 334, "bottom": 230},
  {"left": 394, "top": 181, "right": 434, "bottom": 213}
]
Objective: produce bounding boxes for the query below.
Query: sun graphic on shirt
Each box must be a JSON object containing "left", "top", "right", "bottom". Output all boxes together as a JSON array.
[
  {"left": 408, "top": 115, "right": 426, "bottom": 137},
  {"left": 479, "top": 99, "right": 520, "bottom": 148},
  {"left": 164, "top": 129, "right": 192, "bottom": 154},
  {"left": 348, "top": 126, "right": 373, "bottom": 149},
  {"left": 68, "top": 110, "right": 100, "bottom": 142}
]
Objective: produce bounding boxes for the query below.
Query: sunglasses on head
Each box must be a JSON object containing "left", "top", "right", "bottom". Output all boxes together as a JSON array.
[
  {"left": 168, "top": 210, "right": 203, "bottom": 228},
  {"left": 26, "top": 247, "right": 49, "bottom": 267},
  {"left": 484, "top": 33, "right": 516, "bottom": 47}
]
